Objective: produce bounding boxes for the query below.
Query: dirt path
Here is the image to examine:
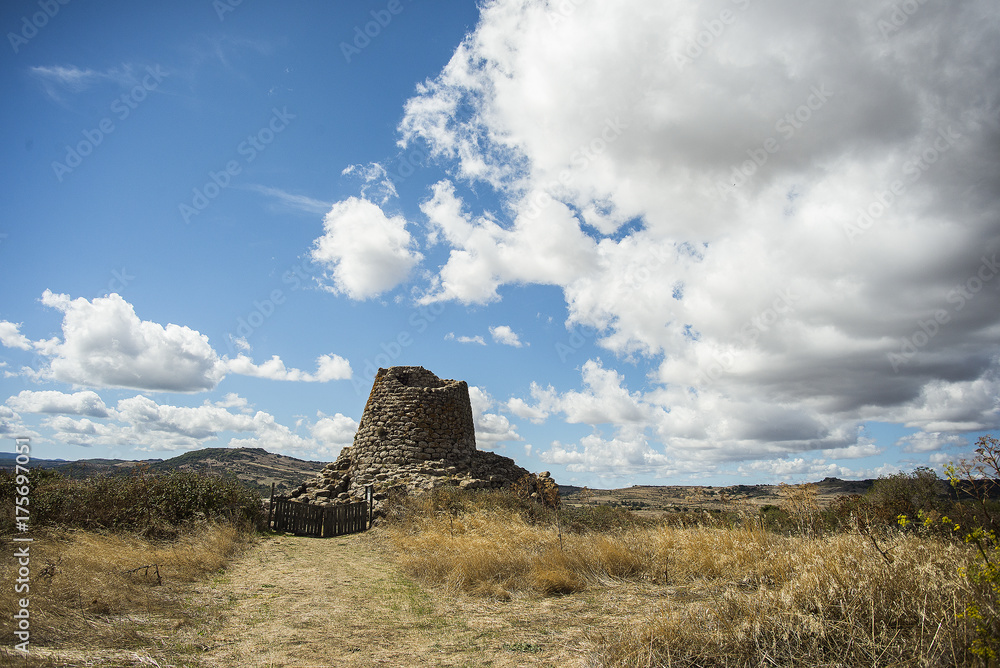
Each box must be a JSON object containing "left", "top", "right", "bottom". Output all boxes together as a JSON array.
[
  {"left": 186, "top": 532, "right": 479, "bottom": 667},
  {"left": 186, "top": 532, "right": 607, "bottom": 668}
]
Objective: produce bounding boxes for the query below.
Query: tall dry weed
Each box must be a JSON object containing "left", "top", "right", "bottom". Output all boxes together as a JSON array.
[
  {"left": 0, "top": 522, "right": 253, "bottom": 650},
  {"left": 384, "top": 500, "right": 982, "bottom": 665}
]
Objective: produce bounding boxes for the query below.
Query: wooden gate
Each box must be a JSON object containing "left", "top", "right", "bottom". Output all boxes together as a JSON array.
[{"left": 268, "top": 496, "right": 369, "bottom": 537}]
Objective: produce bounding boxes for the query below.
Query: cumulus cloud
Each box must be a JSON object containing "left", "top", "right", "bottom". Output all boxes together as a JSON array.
[
  {"left": 490, "top": 325, "right": 525, "bottom": 347},
  {"left": 225, "top": 353, "right": 352, "bottom": 382},
  {"left": 0, "top": 292, "right": 353, "bottom": 393},
  {"left": 896, "top": 431, "right": 965, "bottom": 453},
  {"left": 541, "top": 426, "right": 672, "bottom": 478},
  {"left": 0, "top": 322, "right": 33, "bottom": 350},
  {"left": 311, "top": 412, "right": 359, "bottom": 456},
  {"left": 7, "top": 390, "right": 110, "bottom": 418},
  {"left": 31, "top": 392, "right": 349, "bottom": 455},
  {"left": 35, "top": 291, "right": 225, "bottom": 392},
  {"left": 396, "top": 0, "right": 1000, "bottom": 476},
  {"left": 310, "top": 197, "right": 423, "bottom": 299},
  {"left": 469, "top": 385, "right": 521, "bottom": 448}
]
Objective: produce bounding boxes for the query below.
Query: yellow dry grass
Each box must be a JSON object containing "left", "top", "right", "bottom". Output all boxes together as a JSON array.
[
  {"left": 383, "top": 506, "right": 983, "bottom": 666},
  {"left": 0, "top": 522, "right": 252, "bottom": 657}
]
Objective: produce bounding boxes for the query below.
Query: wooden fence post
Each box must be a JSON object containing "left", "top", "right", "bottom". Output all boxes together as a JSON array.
[
  {"left": 267, "top": 482, "right": 276, "bottom": 531},
  {"left": 366, "top": 485, "right": 374, "bottom": 528}
]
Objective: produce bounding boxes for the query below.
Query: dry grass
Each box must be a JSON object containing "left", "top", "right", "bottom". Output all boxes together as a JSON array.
[
  {"left": 0, "top": 522, "right": 253, "bottom": 657},
  {"left": 383, "top": 505, "right": 984, "bottom": 666}
]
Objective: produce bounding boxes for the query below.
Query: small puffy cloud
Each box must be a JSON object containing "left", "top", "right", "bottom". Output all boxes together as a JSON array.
[
  {"left": 224, "top": 353, "right": 352, "bottom": 382},
  {"left": 490, "top": 325, "right": 525, "bottom": 347},
  {"left": 506, "top": 396, "right": 548, "bottom": 424},
  {"left": 0, "top": 321, "right": 33, "bottom": 350},
  {"left": 514, "top": 359, "right": 655, "bottom": 426},
  {"left": 445, "top": 332, "right": 486, "bottom": 345},
  {"left": 469, "top": 385, "right": 521, "bottom": 448},
  {"left": 342, "top": 162, "right": 397, "bottom": 203},
  {"left": 311, "top": 412, "right": 359, "bottom": 455},
  {"left": 311, "top": 197, "right": 423, "bottom": 299},
  {"left": 7, "top": 390, "right": 110, "bottom": 417}
]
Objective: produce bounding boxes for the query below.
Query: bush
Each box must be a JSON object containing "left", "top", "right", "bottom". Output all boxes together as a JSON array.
[
  {"left": 866, "top": 466, "right": 946, "bottom": 521},
  {"left": 0, "top": 466, "right": 264, "bottom": 536}
]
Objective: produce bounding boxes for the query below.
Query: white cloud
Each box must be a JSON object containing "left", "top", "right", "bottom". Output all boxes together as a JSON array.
[
  {"left": 8, "top": 292, "right": 352, "bottom": 393},
  {"left": 225, "top": 353, "right": 352, "bottom": 382},
  {"left": 540, "top": 426, "right": 672, "bottom": 477},
  {"left": 7, "top": 390, "right": 110, "bottom": 418},
  {"left": 33, "top": 393, "right": 346, "bottom": 455},
  {"left": 247, "top": 185, "right": 334, "bottom": 214},
  {"left": 517, "top": 359, "right": 656, "bottom": 426},
  {"left": 342, "top": 162, "right": 398, "bottom": 203},
  {"left": 311, "top": 412, "right": 359, "bottom": 456},
  {"left": 469, "top": 385, "right": 521, "bottom": 448},
  {"left": 736, "top": 458, "right": 902, "bottom": 482},
  {"left": 490, "top": 325, "right": 525, "bottom": 347},
  {"left": 37, "top": 291, "right": 225, "bottom": 392},
  {"left": 445, "top": 332, "right": 486, "bottom": 346},
  {"left": 397, "top": 0, "right": 1000, "bottom": 475},
  {"left": 417, "top": 180, "right": 596, "bottom": 304},
  {"left": 311, "top": 197, "right": 423, "bottom": 299},
  {"left": 506, "top": 397, "right": 548, "bottom": 424},
  {"left": 0, "top": 321, "right": 33, "bottom": 350},
  {"left": 896, "top": 431, "right": 965, "bottom": 454},
  {"left": 821, "top": 442, "right": 882, "bottom": 460}
]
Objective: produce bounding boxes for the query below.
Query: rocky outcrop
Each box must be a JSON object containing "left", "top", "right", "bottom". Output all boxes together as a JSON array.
[{"left": 285, "top": 366, "right": 557, "bottom": 515}]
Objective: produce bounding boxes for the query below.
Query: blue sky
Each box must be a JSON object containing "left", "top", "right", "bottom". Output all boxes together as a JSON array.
[{"left": 1, "top": 0, "right": 998, "bottom": 487}]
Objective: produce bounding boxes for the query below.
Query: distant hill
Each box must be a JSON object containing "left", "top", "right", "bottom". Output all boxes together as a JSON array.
[{"left": 0, "top": 447, "right": 326, "bottom": 497}]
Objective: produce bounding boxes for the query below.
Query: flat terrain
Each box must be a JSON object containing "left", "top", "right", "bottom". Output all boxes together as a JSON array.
[
  {"left": 185, "top": 531, "right": 651, "bottom": 667},
  {"left": 11, "top": 530, "right": 660, "bottom": 667}
]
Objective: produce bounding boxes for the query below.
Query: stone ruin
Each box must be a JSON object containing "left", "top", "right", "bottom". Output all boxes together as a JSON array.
[{"left": 286, "top": 366, "right": 557, "bottom": 515}]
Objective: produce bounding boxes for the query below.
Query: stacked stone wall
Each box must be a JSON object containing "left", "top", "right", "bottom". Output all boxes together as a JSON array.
[
  {"left": 285, "top": 366, "right": 557, "bottom": 515},
  {"left": 351, "top": 366, "right": 476, "bottom": 474}
]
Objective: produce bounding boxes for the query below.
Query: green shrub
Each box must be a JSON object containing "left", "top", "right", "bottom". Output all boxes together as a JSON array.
[
  {"left": 866, "top": 466, "right": 946, "bottom": 520},
  {"left": 0, "top": 466, "right": 263, "bottom": 536}
]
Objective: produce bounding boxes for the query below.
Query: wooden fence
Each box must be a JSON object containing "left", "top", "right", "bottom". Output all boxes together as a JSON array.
[{"left": 268, "top": 494, "right": 370, "bottom": 538}]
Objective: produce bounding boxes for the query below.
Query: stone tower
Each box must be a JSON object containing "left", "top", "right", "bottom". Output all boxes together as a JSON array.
[
  {"left": 350, "top": 366, "right": 477, "bottom": 475},
  {"left": 286, "top": 366, "right": 558, "bottom": 514}
]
